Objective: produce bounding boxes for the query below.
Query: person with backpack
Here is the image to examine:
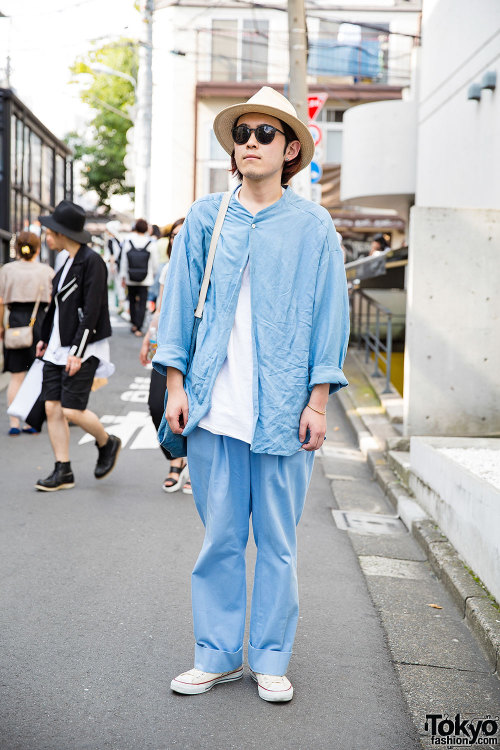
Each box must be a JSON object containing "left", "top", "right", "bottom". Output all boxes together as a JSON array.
[{"left": 120, "top": 218, "right": 159, "bottom": 336}]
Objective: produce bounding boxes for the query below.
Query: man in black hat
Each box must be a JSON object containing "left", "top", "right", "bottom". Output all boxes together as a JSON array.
[{"left": 35, "top": 200, "right": 121, "bottom": 491}]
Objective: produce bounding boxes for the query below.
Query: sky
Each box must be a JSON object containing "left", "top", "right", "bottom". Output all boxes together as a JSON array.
[{"left": 0, "top": 0, "right": 141, "bottom": 139}]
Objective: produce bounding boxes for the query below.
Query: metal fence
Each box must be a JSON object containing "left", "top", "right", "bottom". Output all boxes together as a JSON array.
[{"left": 350, "top": 289, "right": 401, "bottom": 393}]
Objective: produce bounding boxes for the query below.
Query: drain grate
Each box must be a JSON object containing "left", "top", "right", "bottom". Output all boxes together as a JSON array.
[{"left": 331, "top": 509, "right": 406, "bottom": 535}]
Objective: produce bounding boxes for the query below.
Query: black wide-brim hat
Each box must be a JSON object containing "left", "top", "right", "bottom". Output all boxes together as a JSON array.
[{"left": 39, "top": 200, "right": 91, "bottom": 244}]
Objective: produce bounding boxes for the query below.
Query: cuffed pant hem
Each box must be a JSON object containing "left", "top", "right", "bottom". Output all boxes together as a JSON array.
[
  {"left": 247, "top": 643, "right": 292, "bottom": 676},
  {"left": 194, "top": 643, "right": 243, "bottom": 673}
]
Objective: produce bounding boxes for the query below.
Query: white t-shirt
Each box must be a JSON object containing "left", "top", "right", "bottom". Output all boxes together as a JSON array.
[
  {"left": 197, "top": 189, "right": 255, "bottom": 444},
  {"left": 159, "top": 261, "right": 170, "bottom": 287},
  {"left": 43, "top": 258, "right": 115, "bottom": 379}
]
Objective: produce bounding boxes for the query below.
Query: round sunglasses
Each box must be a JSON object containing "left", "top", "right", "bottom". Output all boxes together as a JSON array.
[{"left": 232, "top": 123, "right": 286, "bottom": 146}]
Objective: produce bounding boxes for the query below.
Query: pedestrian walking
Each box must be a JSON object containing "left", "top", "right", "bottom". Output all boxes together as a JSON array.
[
  {"left": 120, "top": 218, "right": 159, "bottom": 335},
  {"left": 0, "top": 231, "right": 54, "bottom": 434},
  {"left": 139, "top": 218, "right": 190, "bottom": 493},
  {"left": 105, "top": 220, "right": 126, "bottom": 314},
  {"left": 35, "top": 200, "right": 121, "bottom": 491},
  {"left": 153, "top": 87, "right": 349, "bottom": 702}
]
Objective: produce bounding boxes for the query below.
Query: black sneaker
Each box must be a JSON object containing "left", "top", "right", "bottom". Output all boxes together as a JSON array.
[
  {"left": 94, "top": 435, "right": 122, "bottom": 479},
  {"left": 36, "top": 462, "right": 75, "bottom": 492}
]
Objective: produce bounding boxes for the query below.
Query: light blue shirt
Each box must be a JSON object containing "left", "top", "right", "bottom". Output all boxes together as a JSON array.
[{"left": 153, "top": 186, "right": 349, "bottom": 456}]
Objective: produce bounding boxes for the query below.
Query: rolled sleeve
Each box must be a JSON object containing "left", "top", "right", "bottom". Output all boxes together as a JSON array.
[
  {"left": 308, "top": 223, "right": 350, "bottom": 395},
  {"left": 152, "top": 206, "right": 204, "bottom": 377}
]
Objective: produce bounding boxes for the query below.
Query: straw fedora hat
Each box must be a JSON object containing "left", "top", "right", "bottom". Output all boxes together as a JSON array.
[{"left": 213, "top": 86, "right": 315, "bottom": 173}]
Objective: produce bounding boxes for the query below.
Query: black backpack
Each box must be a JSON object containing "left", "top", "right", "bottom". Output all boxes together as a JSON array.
[{"left": 127, "top": 239, "right": 151, "bottom": 282}]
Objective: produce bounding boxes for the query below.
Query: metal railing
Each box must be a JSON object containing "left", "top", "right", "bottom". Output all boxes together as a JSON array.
[{"left": 350, "top": 289, "right": 395, "bottom": 393}]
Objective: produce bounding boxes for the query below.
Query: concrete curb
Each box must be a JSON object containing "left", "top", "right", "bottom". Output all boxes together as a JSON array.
[{"left": 336, "top": 353, "right": 500, "bottom": 676}]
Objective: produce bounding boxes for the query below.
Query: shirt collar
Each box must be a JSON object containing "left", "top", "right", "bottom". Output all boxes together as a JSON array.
[{"left": 231, "top": 184, "right": 291, "bottom": 219}]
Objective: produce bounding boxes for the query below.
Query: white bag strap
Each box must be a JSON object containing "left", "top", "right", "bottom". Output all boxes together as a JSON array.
[{"left": 194, "top": 190, "right": 232, "bottom": 319}]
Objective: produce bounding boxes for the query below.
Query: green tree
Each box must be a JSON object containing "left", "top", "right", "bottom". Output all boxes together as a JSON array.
[{"left": 67, "top": 40, "right": 138, "bottom": 210}]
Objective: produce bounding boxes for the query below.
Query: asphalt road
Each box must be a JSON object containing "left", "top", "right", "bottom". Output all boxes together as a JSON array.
[{"left": 1, "top": 315, "right": 425, "bottom": 750}]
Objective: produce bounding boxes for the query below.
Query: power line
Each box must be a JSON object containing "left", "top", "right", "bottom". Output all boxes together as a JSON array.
[
  {"left": 1, "top": 0, "right": 102, "bottom": 17},
  {"left": 195, "top": 0, "right": 421, "bottom": 40}
]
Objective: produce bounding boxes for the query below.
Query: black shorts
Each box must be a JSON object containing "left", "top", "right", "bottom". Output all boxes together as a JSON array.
[{"left": 41, "top": 356, "right": 99, "bottom": 411}]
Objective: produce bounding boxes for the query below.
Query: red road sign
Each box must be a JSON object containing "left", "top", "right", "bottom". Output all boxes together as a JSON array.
[
  {"left": 309, "top": 123, "right": 322, "bottom": 147},
  {"left": 308, "top": 93, "right": 328, "bottom": 122}
]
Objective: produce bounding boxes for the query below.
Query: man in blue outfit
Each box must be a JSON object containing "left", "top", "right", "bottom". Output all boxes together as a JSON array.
[{"left": 153, "top": 87, "right": 349, "bottom": 702}]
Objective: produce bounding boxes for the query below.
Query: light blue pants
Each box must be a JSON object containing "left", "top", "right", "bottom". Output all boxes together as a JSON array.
[{"left": 187, "top": 426, "right": 315, "bottom": 676}]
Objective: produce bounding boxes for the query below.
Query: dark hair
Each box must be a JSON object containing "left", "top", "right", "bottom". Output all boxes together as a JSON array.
[
  {"left": 167, "top": 217, "right": 185, "bottom": 259},
  {"left": 373, "top": 233, "right": 389, "bottom": 248},
  {"left": 150, "top": 224, "right": 161, "bottom": 238},
  {"left": 230, "top": 118, "right": 302, "bottom": 186},
  {"left": 15, "top": 231, "right": 40, "bottom": 260},
  {"left": 133, "top": 218, "right": 148, "bottom": 234}
]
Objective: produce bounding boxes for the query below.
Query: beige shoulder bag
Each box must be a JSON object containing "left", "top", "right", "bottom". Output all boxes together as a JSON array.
[{"left": 4, "top": 287, "right": 43, "bottom": 350}]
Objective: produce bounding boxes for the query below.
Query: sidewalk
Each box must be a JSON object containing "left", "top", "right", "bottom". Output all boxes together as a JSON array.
[{"left": 0, "top": 324, "right": 498, "bottom": 749}]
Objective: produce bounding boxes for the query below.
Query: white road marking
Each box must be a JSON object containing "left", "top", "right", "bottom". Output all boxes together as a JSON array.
[
  {"left": 79, "top": 410, "right": 159, "bottom": 450},
  {"left": 120, "top": 376, "right": 152, "bottom": 403}
]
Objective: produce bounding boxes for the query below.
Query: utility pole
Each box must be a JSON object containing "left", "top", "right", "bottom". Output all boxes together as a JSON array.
[
  {"left": 287, "top": 0, "right": 311, "bottom": 200},
  {"left": 134, "top": 0, "right": 153, "bottom": 220}
]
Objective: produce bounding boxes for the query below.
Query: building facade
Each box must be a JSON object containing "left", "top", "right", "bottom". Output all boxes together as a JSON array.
[
  {"left": 0, "top": 89, "right": 73, "bottom": 265},
  {"left": 340, "top": 0, "right": 500, "bottom": 436},
  {"left": 150, "top": 0, "right": 421, "bottom": 230}
]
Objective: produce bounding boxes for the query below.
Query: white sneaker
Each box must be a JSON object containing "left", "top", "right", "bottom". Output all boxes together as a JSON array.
[
  {"left": 250, "top": 669, "right": 293, "bottom": 702},
  {"left": 170, "top": 666, "right": 243, "bottom": 695}
]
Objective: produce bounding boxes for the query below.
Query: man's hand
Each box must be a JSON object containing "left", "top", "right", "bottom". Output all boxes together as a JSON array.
[
  {"left": 0, "top": 326, "right": 4, "bottom": 341},
  {"left": 299, "top": 405, "right": 327, "bottom": 451},
  {"left": 36, "top": 340, "right": 47, "bottom": 358},
  {"left": 166, "top": 387, "right": 189, "bottom": 434},
  {"left": 65, "top": 355, "right": 82, "bottom": 377}
]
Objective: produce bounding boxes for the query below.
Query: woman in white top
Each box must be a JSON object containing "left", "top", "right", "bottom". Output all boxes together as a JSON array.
[
  {"left": 139, "top": 218, "right": 189, "bottom": 492},
  {"left": 0, "top": 232, "right": 54, "bottom": 434},
  {"left": 120, "top": 218, "right": 159, "bottom": 336}
]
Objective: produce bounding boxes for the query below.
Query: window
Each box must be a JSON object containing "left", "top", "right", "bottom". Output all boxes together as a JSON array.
[
  {"left": 31, "top": 133, "right": 42, "bottom": 200},
  {"left": 325, "top": 131, "right": 343, "bottom": 163},
  {"left": 66, "top": 160, "right": 73, "bottom": 199},
  {"left": 308, "top": 21, "right": 386, "bottom": 80},
  {"left": 55, "top": 154, "right": 65, "bottom": 204},
  {"left": 42, "top": 145, "right": 53, "bottom": 206},
  {"left": 211, "top": 20, "right": 238, "bottom": 82},
  {"left": 316, "top": 107, "right": 344, "bottom": 166},
  {"left": 209, "top": 167, "right": 229, "bottom": 194},
  {"left": 23, "top": 126, "right": 30, "bottom": 194},
  {"left": 211, "top": 18, "right": 268, "bottom": 82},
  {"left": 16, "top": 118, "right": 23, "bottom": 187},
  {"left": 210, "top": 130, "right": 228, "bottom": 161},
  {"left": 206, "top": 124, "right": 231, "bottom": 194},
  {"left": 242, "top": 20, "right": 268, "bottom": 81}
]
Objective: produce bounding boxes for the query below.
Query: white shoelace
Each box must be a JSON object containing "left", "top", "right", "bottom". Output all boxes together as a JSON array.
[{"left": 255, "top": 673, "right": 290, "bottom": 689}]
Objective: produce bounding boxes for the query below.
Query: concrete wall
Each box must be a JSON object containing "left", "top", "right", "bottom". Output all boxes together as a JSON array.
[
  {"left": 403, "top": 0, "right": 500, "bottom": 436},
  {"left": 341, "top": 99, "right": 417, "bottom": 213},
  {"left": 416, "top": 0, "right": 500, "bottom": 208},
  {"left": 409, "top": 436, "right": 500, "bottom": 604},
  {"left": 403, "top": 205, "right": 500, "bottom": 436}
]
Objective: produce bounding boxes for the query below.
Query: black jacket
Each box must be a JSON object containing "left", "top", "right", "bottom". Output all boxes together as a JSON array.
[{"left": 41, "top": 244, "right": 112, "bottom": 358}]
